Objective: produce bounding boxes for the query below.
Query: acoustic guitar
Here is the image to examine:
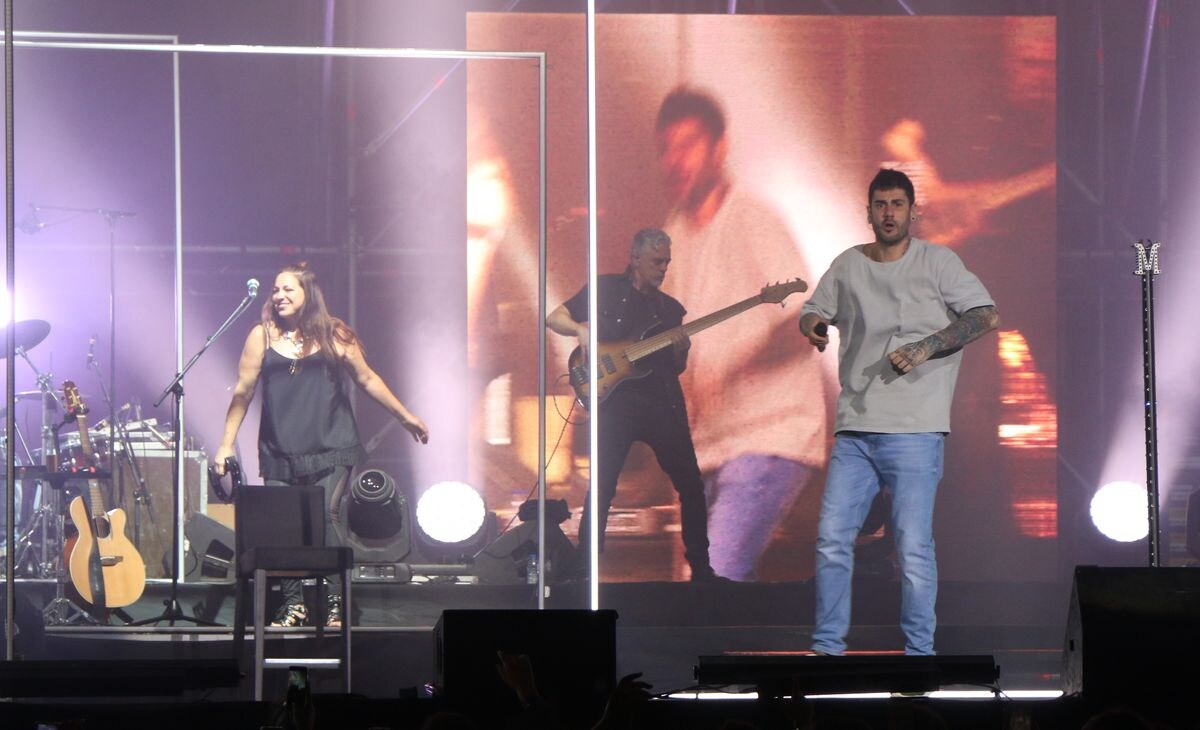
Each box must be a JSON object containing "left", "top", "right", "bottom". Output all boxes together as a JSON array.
[
  {"left": 567, "top": 278, "right": 808, "bottom": 408},
  {"left": 62, "top": 380, "right": 147, "bottom": 608}
]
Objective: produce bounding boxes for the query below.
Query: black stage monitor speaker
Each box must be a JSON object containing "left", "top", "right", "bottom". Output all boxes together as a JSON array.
[
  {"left": 184, "top": 513, "right": 236, "bottom": 581},
  {"left": 435, "top": 609, "right": 617, "bottom": 726},
  {"left": 0, "top": 585, "right": 45, "bottom": 660},
  {"left": 471, "top": 520, "right": 576, "bottom": 584},
  {"left": 1064, "top": 565, "right": 1200, "bottom": 704}
]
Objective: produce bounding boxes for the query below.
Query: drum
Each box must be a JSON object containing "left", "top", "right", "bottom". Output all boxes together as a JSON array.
[
  {"left": 57, "top": 432, "right": 115, "bottom": 472},
  {"left": 32, "top": 431, "right": 117, "bottom": 473},
  {"left": 0, "top": 478, "right": 25, "bottom": 545}
]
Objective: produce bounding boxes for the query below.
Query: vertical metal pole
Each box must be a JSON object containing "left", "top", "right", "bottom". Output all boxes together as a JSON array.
[
  {"left": 1095, "top": 4, "right": 1108, "bottom": 422},
  {"left": 108, "top": 220, "right": 117, "bottom": 496},
  {"left": 172, "top": 43, "right": 186, "bottom": 581},
  {"left": 344, "top": 4, "right": 358, "bottom": 407},
  {"left": 536, "top": 52, "right": 547, "bottom": 608},
  {"left": 4, "top": 0, "right": 17, "bottom": 662},
  {"left": 1134, "top": 241, "right": 1161, "bottom": 567},
  {"left": 584, "top": 0, "right": 600, "bottom": 611}
]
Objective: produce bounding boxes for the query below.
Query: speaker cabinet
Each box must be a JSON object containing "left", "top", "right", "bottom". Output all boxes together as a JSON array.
[
  {"left": 1064, "top": 566, "right": 1200, "bottom": 703},
  {"left": 435, "top": 609, "right": 616, "bottom": 726},
  {"left": 184, "top": 513, "right": 236, "bottom": 581},
  {"left": 113, "top": 448, "right": 207, "bottom": 579},
  {"left": 471, "top": 521, "right": 576, "bottom": 584}
]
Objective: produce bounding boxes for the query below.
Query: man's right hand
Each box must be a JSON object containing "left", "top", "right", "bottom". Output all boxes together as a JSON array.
[
  {"left": 575, "top": 323, "right": 590, "bottom": 360},
  {"left": 799, "top": 313, "right": 831, "bottom": 352}
]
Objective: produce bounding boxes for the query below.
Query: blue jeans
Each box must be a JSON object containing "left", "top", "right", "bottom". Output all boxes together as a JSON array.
[
  {"left": 705, "top": 454, "right": 812, "bottom": 582},
  {"left": 812, "top": 432, "right": 944, "bottom": 655}
]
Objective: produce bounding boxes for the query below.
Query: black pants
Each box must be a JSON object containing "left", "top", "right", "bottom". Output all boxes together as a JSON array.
[
  {"left": 577, "top": 392, "right": 712, "bottom": 573},
  {"left": 266, "top": 465, "right": 351, "bottom": 606}
]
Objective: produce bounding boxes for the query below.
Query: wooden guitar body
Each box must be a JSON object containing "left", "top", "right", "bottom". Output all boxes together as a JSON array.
[
  {"left": 67, "top": 495, "right": 147, "bottom": 608},
  {"left": 568, "top": 338, "right": 651, "bottom": 406},
  {"left": 60, "top": 380, "right": 148, "bottom": 609}
]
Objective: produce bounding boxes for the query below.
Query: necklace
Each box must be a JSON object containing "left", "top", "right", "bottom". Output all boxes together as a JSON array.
[{"left": 281, "top": 329, "right": 304, "bottom": 375}]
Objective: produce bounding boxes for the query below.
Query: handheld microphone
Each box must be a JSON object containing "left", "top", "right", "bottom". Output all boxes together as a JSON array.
[
  {"left": 813, "top": 322, "right": 829, "bottom": 353},
  {"left": 247, "top": 278, "right": 260, "bottom": 298}
]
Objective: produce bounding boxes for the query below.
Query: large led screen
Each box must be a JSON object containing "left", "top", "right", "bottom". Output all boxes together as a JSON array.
[{"left": 467, "top": 14, "right": 1056, "bottom": 584}]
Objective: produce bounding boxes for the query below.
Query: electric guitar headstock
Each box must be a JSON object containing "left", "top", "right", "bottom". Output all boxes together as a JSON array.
[{"left": 760, "top": 278, "right": 808, "bottom": 304}]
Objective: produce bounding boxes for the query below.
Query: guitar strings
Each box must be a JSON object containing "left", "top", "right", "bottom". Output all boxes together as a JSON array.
[{"left": 623, "top": 296, "right": 765, "bottom": 361}]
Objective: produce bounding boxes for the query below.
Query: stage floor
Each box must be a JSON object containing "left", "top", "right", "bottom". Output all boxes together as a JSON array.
[{"left": 6, "top": 574, "right": 1070, "bottom": 699}]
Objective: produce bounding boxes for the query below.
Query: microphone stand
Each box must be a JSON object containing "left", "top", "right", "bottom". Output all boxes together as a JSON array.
[
  {"left": 129, "top": 286, "right": 258, "bottom": 626},
  {"left": 23, "top": 204, "right": 136, "bottom": 480},
  {"left": 88, "top": 350, "right": 152, "bottom": 555}
]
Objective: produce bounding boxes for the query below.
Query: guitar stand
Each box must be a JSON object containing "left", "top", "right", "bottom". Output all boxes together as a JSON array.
[
  {"left": 43, "top": 518, "right": 100, "bottom": 627},
  {"left": 39, "top": 476, "right": 103, "bottom": 627},
  {"left": 44, "top": 594, "right": 100, "bottom": 627}
]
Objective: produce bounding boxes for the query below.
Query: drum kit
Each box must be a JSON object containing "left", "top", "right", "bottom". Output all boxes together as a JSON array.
[{"left": 2, "top": 318, "right": 167, "bottom": 624}]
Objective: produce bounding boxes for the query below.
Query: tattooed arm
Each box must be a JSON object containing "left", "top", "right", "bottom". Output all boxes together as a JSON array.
[{"left": 887, "top": 305, "right": 1000, "bottom": 375}]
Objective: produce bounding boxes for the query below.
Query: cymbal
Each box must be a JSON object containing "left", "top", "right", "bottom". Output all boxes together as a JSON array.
[
  {"left": 6, "top": 390, "right": 66, "bottom": 407},
  {"left": 0, "top": 319, "right": 50, "bottom": 356}
]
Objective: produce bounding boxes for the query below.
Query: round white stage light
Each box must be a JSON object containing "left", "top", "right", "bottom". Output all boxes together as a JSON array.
[
  {"left": 416, "top": 481, "right": 487, "bottom": 545},
  {"left": 1090, "top": 481, "right": 1150, "bottom": 542}
]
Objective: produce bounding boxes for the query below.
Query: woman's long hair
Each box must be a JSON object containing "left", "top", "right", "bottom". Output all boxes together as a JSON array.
[{"left": 260, "top": 262, "right": 360, "bottom": 364}]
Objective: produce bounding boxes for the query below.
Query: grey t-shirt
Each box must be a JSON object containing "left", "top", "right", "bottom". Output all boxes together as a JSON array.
[{"left": 801, "top": 238, "right": 994, "bottom": 434}]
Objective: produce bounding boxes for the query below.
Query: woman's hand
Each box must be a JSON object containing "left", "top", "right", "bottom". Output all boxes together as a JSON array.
[
  {"left": 402, "top": 414, "right": 429, "bottom": 444},
  {"left": 212, "top": 445, "right": 235, "bottom": 476}
]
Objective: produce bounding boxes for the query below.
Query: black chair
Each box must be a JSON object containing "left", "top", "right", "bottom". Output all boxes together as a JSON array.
[{"left": 231, "top": 485, "right": 353, "bottom": 700}]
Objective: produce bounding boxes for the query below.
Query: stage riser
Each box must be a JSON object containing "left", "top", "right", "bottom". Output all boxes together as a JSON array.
[{"left": 5, "top": 578, "right": 1068, "bottom": 700}]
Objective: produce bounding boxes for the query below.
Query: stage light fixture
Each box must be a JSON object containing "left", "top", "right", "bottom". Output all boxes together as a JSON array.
[
  {"left": 416, "top": 481, "right": 488, "bottom": 546},
  {"left": 1090, "top": 481, "right": 1149, "bottom": 542},
  {"left": 343, "top": 468, "right": 411, "bottom": 565}
]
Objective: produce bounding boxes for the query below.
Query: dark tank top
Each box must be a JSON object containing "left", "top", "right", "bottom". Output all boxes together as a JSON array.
[{"left": 258, "top": 347, "right": 366, "bottom": 480}]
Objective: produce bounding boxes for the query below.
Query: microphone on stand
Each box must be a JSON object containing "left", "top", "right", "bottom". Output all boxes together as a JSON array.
[
  {"left": 247, "top": 278, "right": 260, "bottom": 299},
  {"left": 87, "top": 335, "right": 97, "bottom": 365}
]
